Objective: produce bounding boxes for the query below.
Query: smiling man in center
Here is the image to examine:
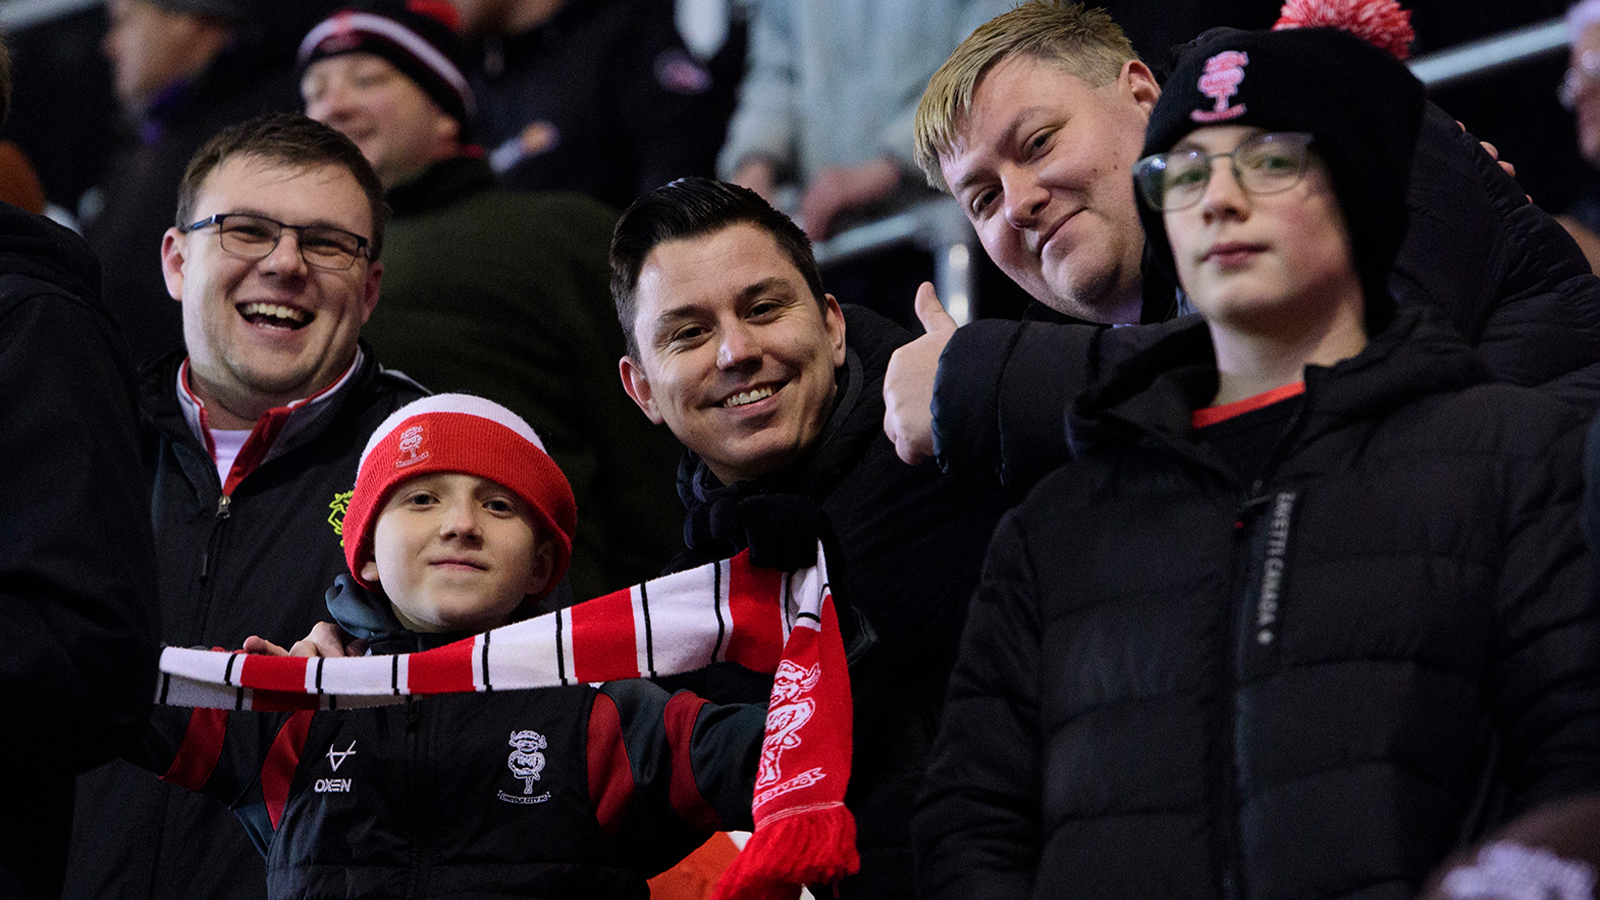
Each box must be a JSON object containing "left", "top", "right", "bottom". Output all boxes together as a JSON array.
[{"left": 612, "top": 177, "right": 1011, "bottom": 899}]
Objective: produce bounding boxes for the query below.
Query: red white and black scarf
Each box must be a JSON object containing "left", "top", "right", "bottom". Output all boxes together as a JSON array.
[{"left": 156, "top": 544, "right": 856, "bottom": 899}]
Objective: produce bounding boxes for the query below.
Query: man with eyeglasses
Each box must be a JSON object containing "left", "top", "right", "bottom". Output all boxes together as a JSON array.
[
  {"left": 63, "top": 113, "right": 426, "bottom": 900},
  {"left": 880, "top": 0, "right": 1600, "bottom": 489}
]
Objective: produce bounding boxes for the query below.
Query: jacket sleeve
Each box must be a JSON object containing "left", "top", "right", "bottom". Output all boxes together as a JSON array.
[
  {"left": 1491, "top": 406, "right": 1600, "bottom": 817},
  {"left": 912, "top": 510, "right": 1042, "bottom": 900},
  {"left": 716, "top": 0, "right": 795, "bottom": 179},
  {"left": 126, "top": 702, "right": 305, "bottom": 823},
  {"left": 1396, "top": 103, "right": 1600, "bottom": 409},
  {"left": 0, "top": 281, "right": 159, "bottom": 776},
  {"left": 589, "top": 681, "right": 765, "bottom": 876}
]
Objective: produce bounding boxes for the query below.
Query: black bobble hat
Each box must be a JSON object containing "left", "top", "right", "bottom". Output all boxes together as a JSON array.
[{"left": 1138, "top": 23, "right": 1425, "bottom": 321}]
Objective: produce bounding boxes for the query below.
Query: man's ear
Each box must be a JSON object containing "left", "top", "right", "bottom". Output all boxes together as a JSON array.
[
  {"left": 359, "top": 559, "right": 380, "bottom": 584},
  {"left": 160, "top": 228, "right": 188, "bottom": 302},
  {"left": 359, "top": 260, "right": 382, "bottom": 324},
  {"left": 1123, "top": 59, "right": 1161, "bottom": 113},
  {"left": 618, "top": 356, "right": 664, "bottom": 424},
  {"left": 822, "top": 293, "right": 847, "bottom": 368}
]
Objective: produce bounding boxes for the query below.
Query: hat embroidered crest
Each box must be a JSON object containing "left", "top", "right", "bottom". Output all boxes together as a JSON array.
[{"left": 1193, "top": 51, "right": 1250, "bottom": 122}]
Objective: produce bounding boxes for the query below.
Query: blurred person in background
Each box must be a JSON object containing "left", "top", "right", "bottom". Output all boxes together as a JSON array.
[
  {"left": 449, "top": 0, "right": 734, "bottom": 212},
  {"left": 720, "top": 0, "right": 1010, "bottom": 327}
]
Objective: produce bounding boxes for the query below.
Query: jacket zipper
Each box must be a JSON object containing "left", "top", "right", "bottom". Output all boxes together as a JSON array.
[
  {"left": 405, "top": 699, "right": 429, "bottom": 898},
  {"left": 191, "top": 492, "right": 233, "bottom": 644},
  {"left": 1221, "top": 485, "right": 1300, "bottom": 900}
]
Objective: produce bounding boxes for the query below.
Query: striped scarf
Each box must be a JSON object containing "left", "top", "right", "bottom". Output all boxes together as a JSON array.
[{"left": 156, "top": 544, "right": 857, "bottom": 899}]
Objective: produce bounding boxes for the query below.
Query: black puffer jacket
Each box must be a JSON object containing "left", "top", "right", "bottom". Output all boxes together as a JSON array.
[
  {"left": 933, "top": 103, "right": 1600, "bottom": 489},
  {"left": 915, "top": 308, "right": 1600, "bottom": 900},
  {"left": 65, "top": 349, "right": 426, "bottom": 900}
]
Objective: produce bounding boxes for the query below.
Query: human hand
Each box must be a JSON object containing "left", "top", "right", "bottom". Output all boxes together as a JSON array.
[
  {"left": 1458, "top": 120, "right": 1529, "bottom": 202},
  {"left": 800, "top": 157, "right": 900, "bottom": 241},
  {"left": 883, "top": 282, "right": 959, "bottom": 465},
  {"left": 731, "top": 158, "right": 779, "bottom": 203},
  {"left": 242, "top": 622, "right": 366, "bottom": 658}
]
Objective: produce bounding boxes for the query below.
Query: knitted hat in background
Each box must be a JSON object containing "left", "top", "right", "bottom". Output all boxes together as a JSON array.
[
  {"left": 342, "top": 394, "right": 576, "bottom": 602},
  {"left": 297, "top": 1, "right": 475, "bottom": 134},
  {"left": 1138, "top": 0, "right": 1425, "bottom": 324}
]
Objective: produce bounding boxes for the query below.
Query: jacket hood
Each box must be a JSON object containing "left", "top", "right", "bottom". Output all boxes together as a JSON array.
[
  {"left": 0, "top": 203, "right": 103, "bottom": 307},
  {"left": 1069, "top": 306, "right": 1492, "bottom": 461},
  {"left": 324, "top": 573, "right": 471, "bottom": 654}
]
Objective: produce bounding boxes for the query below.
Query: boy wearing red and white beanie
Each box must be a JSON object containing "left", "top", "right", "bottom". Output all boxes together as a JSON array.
[
  {"left": 341, "top": 393, "right": 577, "bottom": 631},
  {"left": 141, "top": 393, "right": 768, "bottom": 899}
]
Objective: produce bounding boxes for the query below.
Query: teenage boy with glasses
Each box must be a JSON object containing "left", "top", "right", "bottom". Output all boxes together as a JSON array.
[{"left": 63, "top": 113, "right": 427, "bottom": 900}]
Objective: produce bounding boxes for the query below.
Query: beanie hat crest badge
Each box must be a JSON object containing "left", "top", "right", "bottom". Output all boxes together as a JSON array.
[
  {"left": 1192, "top": 51, "right": 1250, "bottom": 123},
  {"left": 395, "top": 424, "right": 428, "bottom": 468}
]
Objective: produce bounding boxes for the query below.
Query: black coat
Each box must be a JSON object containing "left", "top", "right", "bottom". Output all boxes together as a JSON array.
[
  {"left": 0, "top": 202, "right": 159, "bottom": 900},
  {"left": 64, "top": 349, "right": 425, "bottom": 900},
  {"left": 665, "top": 304, "right": 1015, "bottom": 899},
  {"left": 915, "top": 309, "right": 1600, "bottom": 900},
  {"left": 932, "top": 103, "right": 1600, "bottom": 490}
]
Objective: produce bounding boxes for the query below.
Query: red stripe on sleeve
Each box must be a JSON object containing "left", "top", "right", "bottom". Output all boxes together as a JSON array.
[
  {"left": 261, "top": 710, "right": 315, "bottom": 830},
  {"left": 724, "top": 552, "right": 784, "bottom": 674},
  {"left": 238, "top": 654, "right": 312, "bottom": 694},
  {"left": 663, "top": 692, "right": 720, "bottom": 831},
  {"left": 406, "top": 638, "right": 477, "bottom": 694},
  {"left": 570, "top": 587, "right": 643, "bottom": 683},
  {"left": 587, "top": 692, "right": 635, "bottom": 838},
  {"left": 162, "top": 707, "right": 230, "bottom": 791}
]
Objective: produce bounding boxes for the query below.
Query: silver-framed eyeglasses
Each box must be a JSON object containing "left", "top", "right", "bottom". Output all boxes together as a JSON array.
[
  {"left": 1132, "top": 131, "right": 1316, "bottom": 212},
  {"left": 1560, "top": 50, "right": 1600, "bottom": 110},
  {"left": 180, "top": 213, "right": 371, "bottom": 270}
]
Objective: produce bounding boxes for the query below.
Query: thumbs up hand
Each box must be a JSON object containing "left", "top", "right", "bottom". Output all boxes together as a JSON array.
[{"left": 883, "top": 282, "right": 959, "bottom": 465}]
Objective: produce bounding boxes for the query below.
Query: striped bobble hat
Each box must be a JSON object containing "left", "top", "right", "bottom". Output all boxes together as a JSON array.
[
  {"left": 298, "top": 1, "right": 476, "bottom": 134},
  {"left": 343, "top": 394, "right": 576, "bottom": 600}
]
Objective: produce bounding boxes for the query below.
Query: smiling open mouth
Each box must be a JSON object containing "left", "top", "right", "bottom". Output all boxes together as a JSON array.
[
  {"left": 723, "top": 386, "right": 776, "bottom": 408},
  {"left": 238, "top": 302, "right": 313, "bottom": 330}
]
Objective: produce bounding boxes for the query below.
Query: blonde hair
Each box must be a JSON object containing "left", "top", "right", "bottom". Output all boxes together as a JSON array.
[{"left": 914, "top": 1, "right": 1137, "bottom": 191}]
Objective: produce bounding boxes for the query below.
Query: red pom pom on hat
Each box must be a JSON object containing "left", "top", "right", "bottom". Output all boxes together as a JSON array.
[
  {"left": 1274, "top": 0, "right": 1415, "bottom": 59},
  {"left": 341, "top": 394, "right": 577, "bottom": 601}
]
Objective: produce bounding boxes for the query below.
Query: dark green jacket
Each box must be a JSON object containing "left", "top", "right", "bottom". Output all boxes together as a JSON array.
[{"left": 367, "top": 156, "right": 684, "bottom": 600}]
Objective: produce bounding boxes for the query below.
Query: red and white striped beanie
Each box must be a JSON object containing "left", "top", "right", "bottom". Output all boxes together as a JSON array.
[{"left": 343, "top": 394, "right": 576, "bottom": 600}]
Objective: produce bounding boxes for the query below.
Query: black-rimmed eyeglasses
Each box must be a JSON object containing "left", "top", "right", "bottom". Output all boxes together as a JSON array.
[
  {"left": 1132, "top": 131, "right": 1316, "bottom": 212},
  {"left": 180, "top": 213, "right": 371, "bottom": 271}
]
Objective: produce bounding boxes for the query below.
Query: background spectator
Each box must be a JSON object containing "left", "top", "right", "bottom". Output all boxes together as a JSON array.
[{"left": 450, "top": 0, "right": 734, "bottom": 212}]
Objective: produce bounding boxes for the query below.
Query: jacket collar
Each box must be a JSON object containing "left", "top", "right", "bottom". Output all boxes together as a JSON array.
[
  {"left": 1068, "top": 306, "right": 1492, "bottom": 468},
  {"left": 385, "top": 155, "right": 496, "bottom": 218},
  {"left": 144, "top": 342, "right": 388, "bottom": 491}
]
